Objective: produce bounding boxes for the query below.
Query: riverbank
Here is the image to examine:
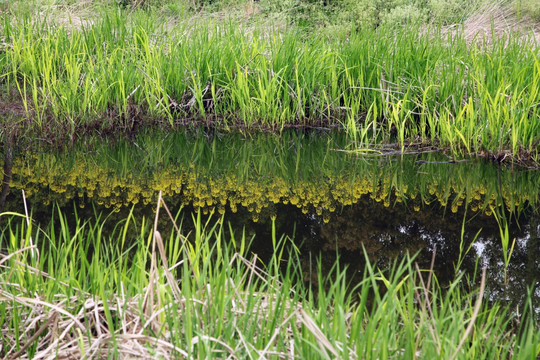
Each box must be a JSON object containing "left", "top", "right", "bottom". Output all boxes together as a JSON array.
[{"left": 1, "top": 1, "right": 539, "bottom": 166}]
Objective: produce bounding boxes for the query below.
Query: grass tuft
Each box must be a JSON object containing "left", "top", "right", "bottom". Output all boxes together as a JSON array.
[
  {"left": 0, "top": 194, "right": 538, "bottom": 358},
  {"left": 1, "top": 6, "right": 539, "bottom": 165}
]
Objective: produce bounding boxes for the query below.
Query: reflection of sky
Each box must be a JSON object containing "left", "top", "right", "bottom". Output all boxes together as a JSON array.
[
  {"left": 424, "top": 231, "right": 444, "bottom": 251},
  {"left": 472, "top": 241, "right": 487, "bottom": 265},
  {"left": 472, "top": 229, "right": 540, "bottom": 315},
  {"left": 536, "top": 288, "right": 540, "bottom": 315}
]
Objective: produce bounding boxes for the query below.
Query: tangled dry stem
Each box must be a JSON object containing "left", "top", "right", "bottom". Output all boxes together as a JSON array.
[{"left": 0, "top": 249, "right": 319, "bottom": 359}]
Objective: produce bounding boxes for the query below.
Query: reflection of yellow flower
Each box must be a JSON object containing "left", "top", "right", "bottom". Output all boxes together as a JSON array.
[{"left": 7, "top": 151, "right": 534, "bottom": 223}]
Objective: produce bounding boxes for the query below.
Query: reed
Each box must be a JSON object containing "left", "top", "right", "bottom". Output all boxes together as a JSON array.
[
  {"left": 0, "top": 197, "right": 539, "bottom": 358},
  {"left": 1, "top": 9, "right": 539, "bottom": 164}
]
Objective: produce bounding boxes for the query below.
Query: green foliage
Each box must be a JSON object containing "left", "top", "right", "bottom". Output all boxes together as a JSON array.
[
  {"left": 287, "top": 0, "right": 484, "bottom": 29},
  {"left": 0, "top": 207, "right": 538, "bottom": 358},
  {"left": 428, "top": 0, "right": 482, "bottom": 23},
  {"left": 1, "top": 0, "right": 539, "bottom": 165},
  {"left": 3, "top": 0, "right": 540, "bottom": 27}
]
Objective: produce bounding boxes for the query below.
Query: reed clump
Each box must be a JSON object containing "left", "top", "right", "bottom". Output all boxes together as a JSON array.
[
  {"left": 0, "top": 195, "right": 538, "bottom": 358},
  {"left": 0, "top": 2, "right": 539, "bottom": 165}
]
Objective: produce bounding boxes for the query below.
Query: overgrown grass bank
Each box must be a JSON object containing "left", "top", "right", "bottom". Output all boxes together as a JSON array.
[
  {"left": 1, "top": 197, "right": 539, "bottom": 358},
  {"left": 1, "top": 1, "right": 539, "bottom": 165}
]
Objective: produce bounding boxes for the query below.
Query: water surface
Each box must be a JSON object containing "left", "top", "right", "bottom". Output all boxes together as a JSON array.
[{"left": 2, "top": 130, "right": 539, "bottom": 312}]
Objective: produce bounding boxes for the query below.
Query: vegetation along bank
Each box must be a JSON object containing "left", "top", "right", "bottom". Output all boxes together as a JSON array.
[
  {"left": 0, "top": 0, "right": 539, "bottom": 166},
  {"left": 1, "top": 1, "right": 540, "bottom": 358}
]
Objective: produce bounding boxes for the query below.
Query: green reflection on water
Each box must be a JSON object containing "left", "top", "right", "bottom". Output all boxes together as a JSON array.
[{"left": 5, "top": 131, "right": 539, "bottom": 221}]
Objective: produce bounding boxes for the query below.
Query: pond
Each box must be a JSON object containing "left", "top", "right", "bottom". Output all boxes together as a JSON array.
[{"left": 1, "top": 129, "right": 539, "bottom": 312}]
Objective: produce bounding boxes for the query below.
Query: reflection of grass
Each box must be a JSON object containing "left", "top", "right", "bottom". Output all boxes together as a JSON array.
[
  {"left": 491, "top": 206, "right": 517, "bottom": 284},
  {"left": 1, "top": 9, "right": 539, "bottom": 164},
  {"left": 5, "top": 132, "right": 539, "bottom": 220},
  {"left": 1, "top": 201, "right": 538, "bottom": 358}
]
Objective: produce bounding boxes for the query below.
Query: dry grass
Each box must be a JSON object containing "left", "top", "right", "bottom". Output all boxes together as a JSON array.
[
  {"left": 0, "top": 239, "right": 332, "bottom": 359},
  {"left": 0, "top": 290, "right": 186, "bottom": 359},
  {"left": 3, "top": 1, "right": 96, "bottom": 34},
  {"left": 444, "top": 1, "right": 540, "bottom": 46},
  {"left": 0, "top": 193, "right": 320, "bottom": 360},
  {"left": 0, "top": 269, "right": 307, "bottom": 359}
]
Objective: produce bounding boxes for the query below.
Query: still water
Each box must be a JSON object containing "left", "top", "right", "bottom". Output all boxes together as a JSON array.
[{"left": 2, "top": 130, "right": 539, "bottom": 311}]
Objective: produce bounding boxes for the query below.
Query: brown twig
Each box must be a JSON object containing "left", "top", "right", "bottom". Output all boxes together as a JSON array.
[
  {"left": 9, "top": 312, "right": 59, "bottom": 360},
  {"left": 450, "top": 266, "right": 487, "bottom": 360}
]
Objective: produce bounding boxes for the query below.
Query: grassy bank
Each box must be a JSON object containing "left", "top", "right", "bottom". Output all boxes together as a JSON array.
[
  {"left": 1, "top": 197, "right": 539, "bottom": 358},
  {"left": 1, "top": 1, "right": 539, "bottom": 165}
]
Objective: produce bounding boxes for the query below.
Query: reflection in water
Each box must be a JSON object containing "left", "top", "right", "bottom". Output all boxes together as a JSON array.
[
  {"left": 1, "top": 130, "right": 539, "bottom": 313},
  {"left": 0, "top": 145, "right": 12, "bottom": 212},
  {"left": 4, "top": 133, "right": 538, "bottom": 217}
]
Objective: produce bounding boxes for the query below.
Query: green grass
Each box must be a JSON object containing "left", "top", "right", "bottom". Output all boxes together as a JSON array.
[
  {"left": 0, "top": 1, "right": 539, "bottom": 166},
  {"left": 0, "top": 197, "right": 539, "bottom": 358}
]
